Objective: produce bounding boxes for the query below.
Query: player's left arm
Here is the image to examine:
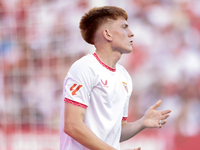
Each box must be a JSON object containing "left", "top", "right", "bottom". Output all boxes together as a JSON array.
[{"left": 120, "top": 100, "right": 171, "bottom": 142}]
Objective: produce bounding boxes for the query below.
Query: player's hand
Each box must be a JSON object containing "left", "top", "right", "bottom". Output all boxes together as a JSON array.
[{"left": 142, "top": 100, "right": 171, "bottom": 128}]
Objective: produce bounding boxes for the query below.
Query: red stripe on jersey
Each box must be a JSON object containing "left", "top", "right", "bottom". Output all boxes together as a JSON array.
[
  {"left": 64, "top": 98, "right": 87, "bottom": 109},
  {"left": 122, "top": 117, "right": 127, "bottom": 121},
  {"left": 93, "top": 53, "right": 116, "bottom": 72}
]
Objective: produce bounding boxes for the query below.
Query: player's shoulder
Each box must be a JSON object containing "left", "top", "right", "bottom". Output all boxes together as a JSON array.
[
  {"left": 77, "top": 53, "right": 95, "bottom": 63},
  {"left": 117, "top": 63, "right": 129, "bottom": 74},
  {"left": 72, "top": 53, "right": 96, "bottom": 67},
  {"left": 117, "top": 64, "right": 132, "bottom": 79},
  {"left": 69, "top": 53, "right": 97, "bottom": 75}
]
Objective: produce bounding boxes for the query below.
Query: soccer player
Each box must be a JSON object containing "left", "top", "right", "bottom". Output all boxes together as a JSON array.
[{"left": 60, "top": 6, "right": 171, "bottom": 150}]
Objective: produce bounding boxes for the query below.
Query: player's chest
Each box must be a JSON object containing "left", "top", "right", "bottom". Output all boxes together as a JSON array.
[{"left": 95, "top": 71, "right": 130, "bottom": 99}]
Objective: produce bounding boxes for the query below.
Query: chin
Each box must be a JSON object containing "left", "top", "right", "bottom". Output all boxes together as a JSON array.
[
  {"left": 123, "top": 48, "right": 133, "bottom": 54},
  {"left": 117, "top": 46, "right": 133, "bottom": 54}
]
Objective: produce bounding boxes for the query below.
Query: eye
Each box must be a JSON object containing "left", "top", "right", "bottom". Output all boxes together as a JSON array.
[{"left": 123, "top": 24, "right": 128, "bottom": 29}]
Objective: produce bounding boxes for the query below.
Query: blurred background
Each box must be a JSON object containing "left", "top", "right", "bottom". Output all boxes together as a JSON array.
[{"left": 0, "top": 0, "right": 200, "bottom": 149}]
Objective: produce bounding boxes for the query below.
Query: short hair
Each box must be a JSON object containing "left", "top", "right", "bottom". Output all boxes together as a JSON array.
[{"left": 79, "top": 6, "right": 128, "bottom": 44}]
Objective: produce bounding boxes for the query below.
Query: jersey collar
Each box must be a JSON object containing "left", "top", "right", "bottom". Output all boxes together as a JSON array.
[{"left": 93, "top": 53, "right": 116, "bottom": 72}]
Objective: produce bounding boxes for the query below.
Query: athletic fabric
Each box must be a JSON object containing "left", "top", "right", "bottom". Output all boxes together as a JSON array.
[{"left": 60, "top": 53, "right": 132, "bottom": 150}]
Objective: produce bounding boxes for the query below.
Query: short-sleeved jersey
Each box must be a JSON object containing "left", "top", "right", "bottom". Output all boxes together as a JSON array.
[{"left": 60, "top": 53, "right": 132, "bottom": 150}]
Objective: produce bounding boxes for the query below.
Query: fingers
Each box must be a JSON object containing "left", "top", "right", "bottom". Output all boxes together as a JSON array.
[
  {"left": 159, "top": 119, "right": 167, "bottom": 125},
  {"left": 161, "top": 109, "right": 171, "bottom": 115},
  {"left": 151, "top": 99, "right": 162, "bottom": 110},
  {"left": 159, "top": 112, "right": 170, "bottom": 128},
  {"left": 158, "top": 119, "right": 167, "bottom": 129},
  {"left": 161, "top": 114, "right": 170, "bottom": 120}
]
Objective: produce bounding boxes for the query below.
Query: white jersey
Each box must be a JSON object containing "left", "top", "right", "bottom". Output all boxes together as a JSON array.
[{"left": 60, "top": 53, "right": 132, "bottom": 150}]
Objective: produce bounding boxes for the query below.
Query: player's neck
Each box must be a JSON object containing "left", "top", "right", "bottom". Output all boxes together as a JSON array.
[{"left": 95, "top": 49, "right": 122, "bottom": 69}]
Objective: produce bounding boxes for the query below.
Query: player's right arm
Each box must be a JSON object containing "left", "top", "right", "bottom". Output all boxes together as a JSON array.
[
  {"left": 63, "top": 58, "right": 116, "bottom": 149},
  {"left": 63, "top": 101, "right": 117, "bottom": 150}
]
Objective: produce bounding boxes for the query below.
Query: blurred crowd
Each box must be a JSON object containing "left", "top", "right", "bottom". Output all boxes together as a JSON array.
[
  {"left": 0, "top": 0, "right": 90, "bottom": 129},
  {"left": 123, "top": 0, "right": 200, "bottom": 135},
  {"left": 0, "top": 0, "right": 200, "bottom": 149}
]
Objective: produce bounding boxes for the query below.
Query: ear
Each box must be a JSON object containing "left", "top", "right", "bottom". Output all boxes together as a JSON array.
[{"left": 102, "top": 29, "right": 112, "bottom": 41}]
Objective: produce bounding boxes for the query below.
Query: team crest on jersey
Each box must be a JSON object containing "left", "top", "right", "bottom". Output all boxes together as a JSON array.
[{"left": 122, "top": 82, "right": 128, "bottom": 93}]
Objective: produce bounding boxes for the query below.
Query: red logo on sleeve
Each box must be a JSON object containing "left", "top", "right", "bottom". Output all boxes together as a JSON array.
[{"left": 70, "top": 84, "right": 83, "bottom": 95}]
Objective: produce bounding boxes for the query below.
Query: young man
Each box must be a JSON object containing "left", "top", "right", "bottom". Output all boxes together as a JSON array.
[{"left": 60, "top": 6, "right": 171, "bottom": 150}]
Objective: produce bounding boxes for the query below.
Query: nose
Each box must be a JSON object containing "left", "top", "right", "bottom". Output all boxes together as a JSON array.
[{"left": 128, "top": 29, "right": 134, "bottom": 38}]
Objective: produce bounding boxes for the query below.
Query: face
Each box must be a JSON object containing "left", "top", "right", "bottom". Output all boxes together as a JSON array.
[{"left": 109, "top": 18, "right": 134, "bottom": 54}]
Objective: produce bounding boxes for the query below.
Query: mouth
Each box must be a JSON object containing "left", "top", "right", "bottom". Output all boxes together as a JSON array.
[{"left": 130, "top": 40, "right": 133, "bottom": 45}]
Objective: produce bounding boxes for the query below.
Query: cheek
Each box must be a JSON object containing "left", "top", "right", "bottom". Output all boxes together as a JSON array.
[
  {"left": 117, "top": 33, "right": 127, "bottom": 41},
  {"left": 121, "top": 31, "right": 129, "bottom": 40},
  {"left": 112, "top": 30, "right": 128, "bottom": 43}
]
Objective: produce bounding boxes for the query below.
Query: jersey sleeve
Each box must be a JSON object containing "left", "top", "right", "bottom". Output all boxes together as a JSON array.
[
  {"left": 122, "top": 71, "right": 133, "bottom": 120},
  {"left": 122, "top": 96, "right": 130, "bottom": 121},
  {"left": 63, "top": 58, "right": 96, "bottom": 108}
]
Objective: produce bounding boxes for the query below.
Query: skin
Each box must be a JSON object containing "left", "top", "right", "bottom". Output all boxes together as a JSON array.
[
  {"left": 108, "top": 18, "right": 134, "bottom": 54},
  {"left": 120, "top": 100, "right": 171, "bottom": 142},
  {"left": 64, "top": 103, "right": 115, "bottom": 150},
  {"left": 94, "top": 17, "right": 134, "bottom": 69},
  {"left": 64, "top": 17, "right": 171, "bottom": 150}
]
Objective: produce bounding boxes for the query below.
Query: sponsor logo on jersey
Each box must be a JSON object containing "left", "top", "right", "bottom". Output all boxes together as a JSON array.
[
  {"left": 122, "top": 82, "right": 128, "bottom": 93},
  {"left": 101, "top": 79, "right": 108, "bottom": 88},
  {"left": 70, "top": 84, "right": 83, "bottom": 95}
]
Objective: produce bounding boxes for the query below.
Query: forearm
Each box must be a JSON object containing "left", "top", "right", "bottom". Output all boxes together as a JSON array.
[
  {"left": 120, "top": 117, "right": 146, "bottom": 142},
  {"left": 64, "top": 121, "right": 116, "bottom": 150},
  {"left": 120, "top": 100, "right": 172, "bottom": 142}
]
